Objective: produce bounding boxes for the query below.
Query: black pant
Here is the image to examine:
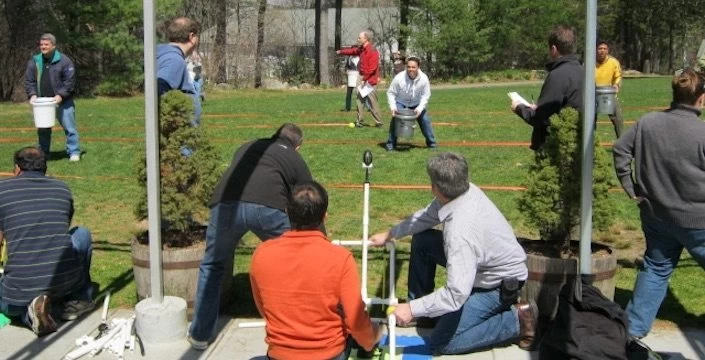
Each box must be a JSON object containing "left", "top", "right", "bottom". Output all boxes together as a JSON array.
[{"left": 345, "top": 86, "right": 354, "bottom": 111}]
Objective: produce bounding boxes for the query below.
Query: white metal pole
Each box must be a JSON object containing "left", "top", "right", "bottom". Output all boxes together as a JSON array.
[
  {"left": 142, "top": 0, "right": 163, "bottom": 302},
  {"left": 580, "top": 0, "right": 598, "bottom": 276}
]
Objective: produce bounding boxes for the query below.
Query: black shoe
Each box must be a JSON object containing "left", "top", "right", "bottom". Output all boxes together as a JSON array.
[
  {"left": 355, "top": 122, "right": 365, "bottom": 128},
  {"left": 375, "top": 122, "right": 384, "bottom": 128}
]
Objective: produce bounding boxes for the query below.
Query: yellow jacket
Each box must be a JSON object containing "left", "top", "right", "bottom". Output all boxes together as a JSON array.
[{"left": 595, "top": 56, "right": 622, "bottom": 87}]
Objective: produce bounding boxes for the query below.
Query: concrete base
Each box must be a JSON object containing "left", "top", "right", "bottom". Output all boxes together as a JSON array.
[{"left": 135, "top": 296, "right": 187, "bottom": 344}]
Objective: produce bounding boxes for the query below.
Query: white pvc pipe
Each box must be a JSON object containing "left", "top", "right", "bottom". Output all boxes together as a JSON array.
[
  {"left": 237, "top": 321, "right": 266, "bottom": 328},
  {"left": 330, "top": 240, "right": 370, "bottom": 246},
  {"left": 361, "top": 182, "right": 370, "bottom": 301}
]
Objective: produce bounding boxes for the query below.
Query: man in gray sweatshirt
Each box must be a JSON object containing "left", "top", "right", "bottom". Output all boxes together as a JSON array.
[
  {"left": 369, "top": 152, "right": 536, "bottom": 354},
  {"left": 386, "top": 56, "right": 437, "bottom": 151},
  {"left": 613, "top": 68, "right": 705, "bottom": 339}
]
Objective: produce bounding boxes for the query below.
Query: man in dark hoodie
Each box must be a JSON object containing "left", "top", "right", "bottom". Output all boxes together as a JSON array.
[
  {"left": 187, "top": 123, "right": 313, "bottom": 350},
  {"left": 24, "top": 33, "right": 82, "bottom": 162},
  {"left": 511, "top": 25, "right": 584, "bottom": 150},
  {"left": 157, "top": 17, "right": 202, "bottom": 126}
]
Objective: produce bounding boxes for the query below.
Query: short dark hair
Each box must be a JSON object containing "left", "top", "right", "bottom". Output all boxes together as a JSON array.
[
  {"left": 548, "top": 25, "right": 576, "bottom": 56},
  {"left": 287, "top": 181, "right": 328, "bottom": 230},
  {"left": 427, "top": 152, "right": 469, "bottom": 200},
  {"left": 406, "top": 55, "right": 421, "bottom": 67},
  {"left": 597, "top": 40, "right": 609, "bottom": 48},
  {"left": 14, "top": 146, "right": 47, "bottom": 173},
  {"left": 273, "top": 123, "right": 303, "bottom": 147},
  {"left": 165, "top": 17, "right": 201, "bottom": 43},
  {"left": 672, "top": 68, "right": 705, "bottom": 105}
]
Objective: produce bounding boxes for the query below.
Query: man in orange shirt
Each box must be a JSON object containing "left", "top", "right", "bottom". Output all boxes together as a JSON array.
[{"left": 250, "top": 181, "right": 381, "bottom": 360}]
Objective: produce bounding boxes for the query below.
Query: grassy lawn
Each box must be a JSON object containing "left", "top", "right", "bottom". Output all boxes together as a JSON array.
[{"left": 1, "top": 76, "right": 703, "bottom": 328}]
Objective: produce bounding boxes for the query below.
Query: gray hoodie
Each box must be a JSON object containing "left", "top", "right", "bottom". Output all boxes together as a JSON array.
[{"left": 387, "top": 69, "right": 431, "bottom": 113}]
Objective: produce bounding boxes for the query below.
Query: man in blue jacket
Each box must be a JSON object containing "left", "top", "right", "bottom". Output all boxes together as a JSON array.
[
  {"left": 24, "top": 34, "right": 82, "bottom": 162},
  {"left": 157, "top": 17, "right": 202, "bottom": 126}
]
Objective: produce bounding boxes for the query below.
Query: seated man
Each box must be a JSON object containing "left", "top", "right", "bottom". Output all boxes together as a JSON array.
[
  {"left": 0, "top": 147, "right": 94, "bottom": 336},
  {"left": 250, "top": 181, "right": 381, "bottom": 360},
  {"left": 369, "top": 152, "right": 537, "bottom": 354}
]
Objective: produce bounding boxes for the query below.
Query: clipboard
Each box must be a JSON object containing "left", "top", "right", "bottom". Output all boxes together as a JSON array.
[{"left": 358, "top": 82, "right": 374, "bottom": 98}]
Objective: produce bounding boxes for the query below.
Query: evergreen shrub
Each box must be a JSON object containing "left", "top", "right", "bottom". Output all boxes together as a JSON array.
[
  {"left": 134, "top": 90, "right": 221, "bottom": 247},
  {"left": 517, "top": 108, "right": 614, "bottom": 255}
]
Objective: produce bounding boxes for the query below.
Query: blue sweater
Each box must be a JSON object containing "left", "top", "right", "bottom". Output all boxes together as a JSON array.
[
  {"left": 0, "top": 172, "right": 83, "bottom": 306},
  {"left": 156, "top": 44, "right": 196, "bottom": 96}
]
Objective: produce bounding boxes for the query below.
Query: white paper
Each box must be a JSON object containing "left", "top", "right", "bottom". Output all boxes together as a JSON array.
[
  {"left": 507, "top": 92, "right": 531, "bottom": 107},
  {"left": 358, "top": 82, "right": 374, "bottom": 98}
]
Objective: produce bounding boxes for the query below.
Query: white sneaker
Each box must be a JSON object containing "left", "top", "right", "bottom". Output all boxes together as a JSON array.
[
  {"left": 187, "top": 335, "right": 209, "bottom": 350},
  {"left": 69, "top": 154, "right": 80, "bottom": 162}
]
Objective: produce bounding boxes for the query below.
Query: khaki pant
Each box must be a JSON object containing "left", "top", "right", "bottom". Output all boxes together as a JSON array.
[{"left": 356, "top": 80, "right": 383, "bottom": 125}]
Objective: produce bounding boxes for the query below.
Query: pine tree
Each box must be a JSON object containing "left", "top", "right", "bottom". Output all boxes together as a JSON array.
[{"left": 518, "top": 108, "right": 614, "bottom": 256}]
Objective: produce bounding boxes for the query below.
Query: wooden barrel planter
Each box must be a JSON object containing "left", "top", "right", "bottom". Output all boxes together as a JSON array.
[
  {"left": 131, "top": 240, "right": 233, "bottom": 319},
  {"left": 520, "top": 240, "right": 617, "bottom": 322}
]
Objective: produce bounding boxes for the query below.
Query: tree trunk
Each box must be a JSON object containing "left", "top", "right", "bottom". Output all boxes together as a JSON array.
[
  {"left": 254, "top": 0, "right": 267, "bottom": 88},
  {"left": 214, "top": 0, "right": 227, "bottom": 84},
  {"left": 399, "top": 0, "right": 410, "bottom": 52},
  {"left": 315, "top": 0, "right": 329, "bottom": 86},
  {"left": 334, "top": 0, "right": 342, "bottom": 51}
]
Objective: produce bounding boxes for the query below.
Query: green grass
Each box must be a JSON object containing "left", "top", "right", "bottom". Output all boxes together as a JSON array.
[{"left": 1, "top": 77, "right": 703, "bottom": 328}]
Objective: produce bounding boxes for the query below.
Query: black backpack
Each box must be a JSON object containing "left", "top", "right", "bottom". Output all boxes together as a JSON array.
[{"left": 539, "top": 276, "right": 630, "bottom": 360}]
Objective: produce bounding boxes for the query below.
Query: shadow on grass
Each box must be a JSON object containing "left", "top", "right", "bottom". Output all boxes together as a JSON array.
[
  {"left": 92, "top": 239, "right": 132, "bottom": 253},
  {"left": 376, "top": 142, "right": 429, "bottom": 152}
]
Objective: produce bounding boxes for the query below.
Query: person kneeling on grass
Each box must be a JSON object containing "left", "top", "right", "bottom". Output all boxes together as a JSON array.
[
  {"left": 0, "top": 147, "right": 95, "bottom": 336},
  {"left": 250, "top": 181, "right": 382, "bottom": 360},
  {"left": 369, "top": 152, "right": 537, "bottom": 355}
]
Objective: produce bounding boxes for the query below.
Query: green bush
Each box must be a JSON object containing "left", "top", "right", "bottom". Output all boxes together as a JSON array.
[
  {"left": 134, "top": 91, "right": 221, "bottom": 246},
  {"left": 279, "top": 55, "right": 316, "bottom": 85},
  {"left": 518, "top": 108, "right": 614, "bottom": 254}
]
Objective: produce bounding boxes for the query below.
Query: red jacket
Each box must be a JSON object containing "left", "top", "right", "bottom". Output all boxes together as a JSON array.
[
  {"left": 339, "top": 43, "right": 380, "bottom": 86},
  {"left": 250, "top": 230, "right": 377, "bottom": 360}
]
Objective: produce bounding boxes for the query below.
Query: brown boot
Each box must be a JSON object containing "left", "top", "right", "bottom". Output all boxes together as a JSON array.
[{"left": 516, "top": 300, "right": 538, "bottom": 350}]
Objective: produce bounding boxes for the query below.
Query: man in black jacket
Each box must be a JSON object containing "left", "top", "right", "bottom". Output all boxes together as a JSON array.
[
  {"left": 24, "top": 34, "right": 82, "bottom": 161},
  {"left": 511, "top": 26, "right": 584, "bottom": 150},
  {"left": 188, "top": 123, "right": 313, "bottom": 350}
]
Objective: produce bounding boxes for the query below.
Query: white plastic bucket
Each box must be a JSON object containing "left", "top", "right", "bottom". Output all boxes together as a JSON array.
[
  {"left": 31, "top": 97, "right": 56, "bottom": 128},
  {"left": 347, "top": 70, "right": 359, "bottom": 87}
]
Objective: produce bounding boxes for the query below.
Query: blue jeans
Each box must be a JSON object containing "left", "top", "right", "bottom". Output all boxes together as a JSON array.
[
  {"left": 189, "top": 202, "right": 290, "bottom": 342},
  {"left": 626, "top": 210, "right": 705, "bottom": 338},
  {"left": 386, "top": 102, "right": 437, "bottom": 149},
  {"left": 409, "top": 230, "right": 520, "bottom": 354},
  {"left": 37, "top": 99, "right": 81, "bottom": 156},
  {"left": 191, "top": 90, "right": 202, "bottom": 127},
  {"left": 0, "top": 226, "right": 93, "bottom": 327}
]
